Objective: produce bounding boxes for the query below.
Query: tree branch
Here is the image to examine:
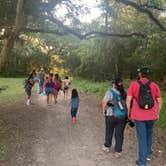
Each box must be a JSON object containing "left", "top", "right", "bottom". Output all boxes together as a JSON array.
[
  {"left": 116, "top": 0, "right": 166, "bottom": 31},
  {"left": 23, "top": 28, "right": 68, "bottom": 36},
  {"left": 140, "top": 3, "right": 166, "bottom": 11},
  {"left": 23, "top": 27, "right": 146, "bottom": 39}
]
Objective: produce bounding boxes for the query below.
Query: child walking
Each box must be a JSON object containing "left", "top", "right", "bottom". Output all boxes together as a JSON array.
[
  {"left": 63, "top": 76, "right": 71, "bottom": 99},
  {"left": 43, "top": 73, "right": 55, "bottom": 105},
  {"left": 70, "top": 89, "right": 79, "bottom": 123},
  {"left": 24, "top": 70, "right": 37, "bottom": 105}
]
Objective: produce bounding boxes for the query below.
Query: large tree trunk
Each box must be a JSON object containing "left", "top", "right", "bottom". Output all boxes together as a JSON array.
[{"left": 0, "top": 0, "right": 25, "bottom": 72}]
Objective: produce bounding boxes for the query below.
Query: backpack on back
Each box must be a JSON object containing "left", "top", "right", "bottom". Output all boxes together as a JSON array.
[
  {"left": 110, "top": 89, "right": 127, "bottom": 117},
  {"left": 137, "top": 80, "right": 154, "bottom": 110},
  {"left": 55, "top": 80, "right": 62, "bottom": 90}
]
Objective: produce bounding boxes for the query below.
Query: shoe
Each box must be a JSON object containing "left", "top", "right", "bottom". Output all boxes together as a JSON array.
[
  {"left": 26, "top": 100, "right": 30, "bottom": 106},
  {"left": 72, "top": 117, "right": 76, "bottom": 123},
  {"left": 136, "top": 160, "right": 140, "bottom": 166},
  {"left": 102, "top": 145, "right": 110, "bottom": 153},
  {"left": 146, "top": 157, "right": 151, "bottom": 161},
  {"left": 114, "top": 152, "right": 121, "bottom": 158},
  {"left": 136, "top": 160, "right": 145, "bottom": 166}
]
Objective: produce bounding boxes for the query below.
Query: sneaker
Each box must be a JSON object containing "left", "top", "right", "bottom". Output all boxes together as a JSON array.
[
  {"left": 72, "top": 117, "right": 76, "bottom": 123},
  {"left": 26, "top": 100, "right": 30, "bottom": 106},
  {"left": 135, "top": 160, "right": 140, "bottom": 166},
  {"left": 114, "top": 152, "right": 121, "bottom": 158},
  {"left": 102, "top": 145, "right": 110, "bottom": 153},
  {"left": 146, "top": 157, "right": 151, "bottom": 161}
]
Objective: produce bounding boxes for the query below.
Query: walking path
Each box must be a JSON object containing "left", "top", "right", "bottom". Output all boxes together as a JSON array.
[{"left": 0, "top": 90, "right": 165, "bottom": 166}]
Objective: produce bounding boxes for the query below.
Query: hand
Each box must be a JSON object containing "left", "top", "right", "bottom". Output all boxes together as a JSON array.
[
  {"left": 102, "top": 110, "right": 106, "bottom": 117},
  {"left": 128, "top": 112, "right": 131, "bottom": 120}
]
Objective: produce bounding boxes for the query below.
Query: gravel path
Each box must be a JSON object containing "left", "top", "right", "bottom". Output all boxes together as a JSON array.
[{"left": 0, "top": 90, "right": 165, "bottom": 166}]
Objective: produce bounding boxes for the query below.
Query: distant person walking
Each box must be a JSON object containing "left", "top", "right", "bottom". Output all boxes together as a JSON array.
[
  {"left": 63, "top": 76, "right": 71, "bottom": 99},
  {"left": 43, "top": 73, "right": 55, "bottom": 105},
  {"left": 70, "top": 89, "right": 79, "bottom": 123},
  {"left": 102, "top": 78, "right": 127, "bottom": 158},
  {"left": 54, "top": 73, "right": 62, "bottom": 103},
  {"left": 126, "top": 67, "right": 162, "bottom": 166},
  {"left": 38, "top": 68, "right": 45, "bottom": 94},
  {"left": 24, "top": 70, "right": 37, "bottom": 105}
]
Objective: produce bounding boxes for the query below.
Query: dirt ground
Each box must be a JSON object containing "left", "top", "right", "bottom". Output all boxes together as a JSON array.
[{"left": 0, "top": 90, "right": 165, "bottom": 166}]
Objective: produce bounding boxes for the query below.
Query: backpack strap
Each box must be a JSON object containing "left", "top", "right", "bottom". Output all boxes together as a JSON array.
[
  {"left": 146, "top": 80, "right": 151, "bottom": 86},
  {"left": 110, "top": 89, "right": 119, "bottom": 105},
  {"left": 137, "top": 80, "right": 151, "bottom": 86},
  {"left": 137, "top": 80, "right": 143, "bottom": 86}
]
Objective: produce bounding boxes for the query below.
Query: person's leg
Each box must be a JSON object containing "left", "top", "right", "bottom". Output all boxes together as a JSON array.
[
  {"left": 73, "top": 108, "right": 78, "bottom": 118},
  {"left": 135, "top": 120, "right": 147, "bottom": 166},
  {"left": 50, "top": 94, "right": 54, "bottom": 104},
  {"left": 47, "top": 94, "right": 49, "bottom": 104},
  {"left": 147, "top": 120, "right": 155, "bottom": 158},
  {"left": 114, "top": 118, "right": 126, "bottom": 153},
  {"left": 71, "top": 108, "right": 77, "bottom": 123},
  {"left": 39, "top": 80, "right": 43, "bottom": 94},
  {"left": 71, "top": 108, "right": 74, "bottom": 117},
  {"left": 104, "top": 116, "right": 115, "bottom": 148},
  {"left": 26, "top": 88, "right": 31, "bottom": 105}
]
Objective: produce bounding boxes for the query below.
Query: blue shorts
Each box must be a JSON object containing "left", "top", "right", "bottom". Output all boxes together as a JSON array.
[{"left": 45, "top": 88, "right": 55, "bottom": 95}]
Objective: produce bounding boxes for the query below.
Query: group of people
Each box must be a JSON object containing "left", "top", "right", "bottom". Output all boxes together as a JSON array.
[
  {"left": 24, "top": 67, "right": 162, "bottom": 166},
  {"left": 23, "top": 69, "right": 80, "bottom": 123},
  {"left": 102, "top": 67, "right": 162, "bottom": 166}
]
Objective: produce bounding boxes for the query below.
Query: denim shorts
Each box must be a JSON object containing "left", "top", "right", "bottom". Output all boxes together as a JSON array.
[{"left": 45, "top": 88, "right": 55, "bottom": 94}]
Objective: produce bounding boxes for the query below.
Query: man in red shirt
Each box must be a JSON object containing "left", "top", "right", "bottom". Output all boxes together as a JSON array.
[{"left": 126, "top": 67, "right": 162, "bottom": 166}]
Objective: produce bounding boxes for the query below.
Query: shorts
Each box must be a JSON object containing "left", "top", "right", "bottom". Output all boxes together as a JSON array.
[
  {"left": 64, "top": 86, "right": 69, "bottom": 90},
  {"left": 45, "top": 87, "right": 55, "bottom": 95},
  {"left": 25, "top": 87, "right": 32, "bottom": 97}
]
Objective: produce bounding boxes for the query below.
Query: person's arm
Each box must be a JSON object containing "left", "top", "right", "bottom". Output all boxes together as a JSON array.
[
  {"left": 126, "top": 96, "right": 133, "bottom": 119},
  {"left": 101, "top": 99, "right": 107, "bottom": 116},
  {"left": 156, "top": 97, "right": 162, "bottom": 118}
]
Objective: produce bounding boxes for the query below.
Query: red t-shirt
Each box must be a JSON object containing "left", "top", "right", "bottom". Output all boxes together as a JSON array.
[{"left": 127, "top": 78, "right": 161, "bottom": 120}]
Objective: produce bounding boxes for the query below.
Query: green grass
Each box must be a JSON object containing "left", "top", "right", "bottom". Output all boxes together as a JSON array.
[
  {"left": 156, "top": 91, "right": 166, "bottom": 129},
  {"left": 72, "top": 78, "right": 166, "bottom": 129},
  {"left": 72, "top": 78, "right": 111, "bottom": 99},
  {"left": 0, "top": 78, "right": 25, "bottom": 106}
]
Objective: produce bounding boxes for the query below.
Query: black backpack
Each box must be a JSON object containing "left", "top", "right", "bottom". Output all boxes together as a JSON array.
[{"left": 137, "top": 80, "right": 154, "bottom": 110}]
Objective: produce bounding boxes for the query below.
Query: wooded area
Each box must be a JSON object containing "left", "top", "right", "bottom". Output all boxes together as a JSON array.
[{"left": 0, "top": 0, "right": 166, "bottom": 81}]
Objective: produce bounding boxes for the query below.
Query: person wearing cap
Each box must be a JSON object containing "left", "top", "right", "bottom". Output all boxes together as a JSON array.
[
  {"left": 126, "top": 67, "right": 162, "bottom": 166},
  {"left": 102, "top": 78, "right": 127, "bottom": 158}
]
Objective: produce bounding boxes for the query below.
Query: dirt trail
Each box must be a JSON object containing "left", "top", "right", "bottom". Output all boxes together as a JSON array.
[{"left": 0, "top": 90, "right": 165, "bottom": 166}]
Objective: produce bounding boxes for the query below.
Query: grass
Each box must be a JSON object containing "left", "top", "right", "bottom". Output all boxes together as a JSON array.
[
  {"left": 72, "top": 78, "right": 166, "bottom": 129},
  {"left": 156, "top": 91, "right": 166, "bottom": 128},
  {"left": 72, "top": 79, "right": 111, "bottom": 99},
  {"left": 0, "top": 77, "right": 25, "bottom": 106}
]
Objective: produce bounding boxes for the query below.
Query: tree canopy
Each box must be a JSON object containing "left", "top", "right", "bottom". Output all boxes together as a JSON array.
[{"left": 0, "top": 0, "right": 166, "bottom": 81}]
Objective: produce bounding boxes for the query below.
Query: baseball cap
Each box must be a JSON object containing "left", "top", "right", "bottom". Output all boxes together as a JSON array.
[{"left": 137, "top": 67, "right": 150, "bottom": 75}]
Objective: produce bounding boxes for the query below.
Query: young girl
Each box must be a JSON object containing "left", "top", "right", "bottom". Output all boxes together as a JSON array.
[
  {"left": 24, "top": 77, "right": 34, "bottom": 105},
  {"left": 54, "top": 73, "right": 62, "bottom": 103},
  {"left": 43, "top": 73, "right": 55, "bottom": 105},
  {"left": 70, "top": 89, "right": 79, "bottom": 123},
  {"left": 24, "top": 70, "right": 36, "bottom": 105},
  {"left": 63, "top": 76, "right": 71, "bottom": 99}
]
